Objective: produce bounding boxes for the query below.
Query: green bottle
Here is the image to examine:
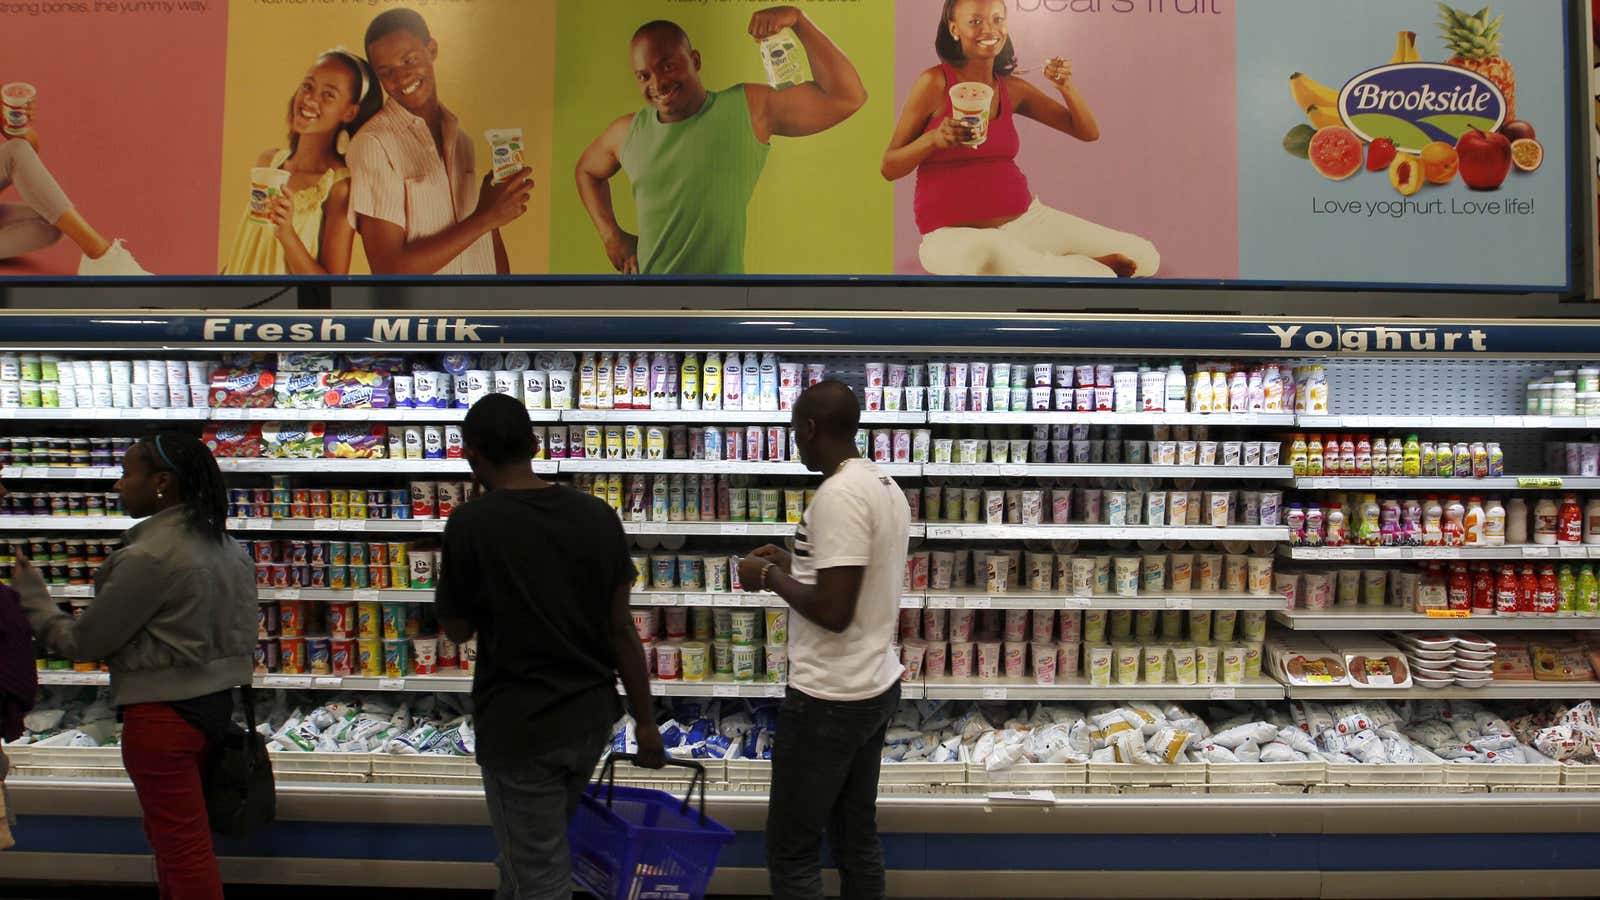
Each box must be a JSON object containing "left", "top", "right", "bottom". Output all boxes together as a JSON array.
[
  {"left": 1579, "top": 565, "right": 1600, "bottom": 616},
  {"left": 1558, "top": 565, "right": 1578, "bottom": 613},
  {"left": 1402, "top": 435, "right": 1421, "bottom": 477}
]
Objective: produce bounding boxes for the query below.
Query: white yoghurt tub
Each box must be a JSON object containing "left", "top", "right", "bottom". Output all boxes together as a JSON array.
[
  {"left": 1240, "top": 610, "right": 1268, "bottom": 642},
  {"left": 1003, "top": 610, "right": 1029, "bottom": 642},
  {"left": 1114, "top": 645, "right": 1141, "bottom": 685},
  {"left": 1172, "top": 645, "right": 1198, "bottom": 685},
  {"left": 984, "top": 554, "right": 1011, "bottom": 593},
  {"left": 1142, "top": 645, "right": 1168, "bottom": 684},
  {"left": 1205, "top": 491, "right": 1230, "bottom": 527},
  {"left": 1337, "top": 569, "right": 1362, "bottom": 606},
  {"left": 975, "top": 641, "right": 1002, "bottom": 679},
  {"left": 1196, "top": 645, "right": 1219, "bottom": 684},
  {"left": 547, "top": 370, "right": 574, "bottom": 409},
  {"left": 1246, "top": 556, "right": 1274, "bottom": 596},
  {"left": 1032, "top": 644, "right": 1058, "bottom": 684},
  {"left": 1003, "top": 641, "right": 1027, "bottom": 678},
  {"left": 948, "top": 608, "right": 975, "bottom": 642},
  {"left": 1274, "top": 573, "right": 1299, "bottom": 607},
  {"left": 1083, "top": 610, "right": 1108, "bottom": 643},
  {"left": 1106, "top": 490, "right": 1128, "bottom": 526},
  {"left": 1302, "top": 572, "right": 1333, "bottom": 610},
  {"left": 924, "top": 641, "right": 948, "bottom": 677},
  {"left": 1169, "top": 491, "right": 1189, "bottom": 526},
  {"left": 1142, "top": 554, "right": 1168, "bottom": 593},
  {"left": 1087, "top": 644, "right": 1113, "bottom": 686},
  {"left": 1113, "top": 557, "right": 1140, "bottom": 597},
  {"left": 1213, "top": 610, "right": 1238, "bottom": 642},
  {"left": 1221, "top": 645, "right": 1247, "bottom": 684}
]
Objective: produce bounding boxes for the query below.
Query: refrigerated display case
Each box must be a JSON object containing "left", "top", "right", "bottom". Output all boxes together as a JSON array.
[{"left": 3, "top": 310, "right": 1600, "bottom": 897}]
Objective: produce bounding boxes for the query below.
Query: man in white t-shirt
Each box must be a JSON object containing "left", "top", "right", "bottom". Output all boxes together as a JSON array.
[{"left": 738, "top": 380, "right": 909, "bottom": 900}]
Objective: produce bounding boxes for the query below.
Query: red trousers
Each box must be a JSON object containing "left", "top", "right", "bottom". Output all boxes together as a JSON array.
[{"left": 120, "top": 703, "right": 224, "bottom": 900}]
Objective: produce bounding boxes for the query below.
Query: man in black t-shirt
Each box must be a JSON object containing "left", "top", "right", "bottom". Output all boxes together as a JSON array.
[{"left": 437, "top": 394, "right": 664, "bottom": 899}]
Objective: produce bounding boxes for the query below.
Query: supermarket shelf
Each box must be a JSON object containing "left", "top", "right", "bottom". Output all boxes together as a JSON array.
[
  {"left": 0, "top": 408, "right": 209, "bottom": 421},
  {"left": 1295, "top": 476, "right": 1600, "bottom": 491},
  {"left": 918, "top": 676, "right": 1283, "bottom": 701},
  {"left": 539, "top": 409, "right": 925, "bottom": 425},
  {"left": 560, "top": 458, "right": 810, "bottom": 475},
  {"left": 622, "top": 521, "right": 793, "bottom": 537},
  {"left": 211, "top": 408, "right": 562, "bottom": 423},
  {"left": 0, "top": 515, "right": 134, "bottom": 532},
  {"left": 217, "top": 458, "right": 485, "bottom": 474},
  {"left": 923, "top": 592, "right": 1285, "bottom": 611},
  {"left": 923, "top": 524, "right": 1289, "bottom": 542},
  {"left": 632, "top": 591, "right": 783, "bottom": 608},
  {"left": 223, "top": 517, "right": 445, "bottom": 534},
  {"left": 1285, "top": 682, "right": 1600, "bottom": 701},
  {"left": 36, "top": 670, "right": 801, "bottom": 699},
  {"left": 0, "top": 466, "right": 120, "bottom": 480},
  {"left": 1287, "top": 545, "right": 1600, "bottom": 561},
  {"left": 1274, "top": 608, "right": 1600, "bottom": 630},
  {"left": 929, "top": 412, "right": 1294, "bottom": 427},
  {"left": 1296, "top": 415, "right": 1600, "bottom": 430},
  {"left": 921, "top": 464, "right": 1292, "bottom": 481},
  {"left": 42, "top": 585, "right": 438, "bottom": 604}
]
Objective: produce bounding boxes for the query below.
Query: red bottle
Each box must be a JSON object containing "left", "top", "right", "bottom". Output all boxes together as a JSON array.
[
  {"left": 1322, "top": 435, "right": 1339, "bottom": 477},
  {"left": 1355, "top": 434, "right": 1373, "bottom": 476},
  {"left": 1558, "top": 494, "right": 1583, "bottom": 545},
  {"left": 1536, "top": 566, "right": 1559, "bottom": 615},
  {"left": 1447, "top": 564, "right": 1471, "bottom": 611},
  {"left": 1339, "top": 435, "right": 1356, "bottom": 476},
  {"left": 1518, "top": 565, "right": 1539, "bottom": 615},
  {"left": 1471, "top": 563, "right": 1494, "bottom": 613},
  {"left": 1495, "top": 565, "right": 1519, "bottom": 616}
]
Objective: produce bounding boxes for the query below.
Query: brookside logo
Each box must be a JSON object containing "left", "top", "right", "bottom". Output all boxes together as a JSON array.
[{"left": 1338, "top": 63, "right": 1507, "bottom": 154}]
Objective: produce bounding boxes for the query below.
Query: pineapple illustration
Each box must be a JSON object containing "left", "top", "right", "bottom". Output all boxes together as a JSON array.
[{"left": 1438, "top": 3, "right": 1516, "bottom": 120}]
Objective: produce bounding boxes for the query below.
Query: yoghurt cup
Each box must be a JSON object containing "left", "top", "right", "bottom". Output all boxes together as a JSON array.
[
  {"left": 948, "top": 81, "right": 994, "bottom": 146},
  {"left": 1088, "top": 644, "right": 1113, "bottom": 686},
  {"left": 248, "top": 167, "right": 291, "bottom": 226},
  {"left": 2, "top": 82, "right": 35, "bottom": 136}
]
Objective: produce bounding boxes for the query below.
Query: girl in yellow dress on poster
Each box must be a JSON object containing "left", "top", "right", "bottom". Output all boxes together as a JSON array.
[{"left": 223, "top": 49, "right": 381, "bottom": 275}]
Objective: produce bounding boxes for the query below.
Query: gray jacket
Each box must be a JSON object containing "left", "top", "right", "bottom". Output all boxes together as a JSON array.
[{"left": 17, "top": 506, "right": 257, "bottom": 707}]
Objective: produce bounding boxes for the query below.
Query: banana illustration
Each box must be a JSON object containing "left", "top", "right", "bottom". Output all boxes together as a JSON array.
[
  {"left": 1305, "top": 105, "right": 1342, "bottom": 130},
  {"left": 1389, "top": 31, "right": 1421, "bottom": 64},
  {"left": 1289, "top": 72, "right": 1340, "bottom": 113}
]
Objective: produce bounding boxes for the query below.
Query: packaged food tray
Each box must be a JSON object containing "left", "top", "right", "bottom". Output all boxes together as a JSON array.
[
  {"left": 1321, "top": 761, "right": 1443, "bottom": 786},
  {"left": 1087, "top": 762, "right": 1207, "bottom": 786},
  {"left": 965, "top": 762, "right": 1086, "bottom": 789},
  {"left": 1207, "top": 760, "right": 1326, "bottom": 786},
  {"left": 1441, "top": 760, "right": 1562, "bottom": 787}
]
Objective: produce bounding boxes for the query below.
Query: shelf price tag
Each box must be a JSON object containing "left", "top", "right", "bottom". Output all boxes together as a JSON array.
[
  {"left": 712, "top": 684, "right": 741, "bottom": 698},
  {"left": 965, "top": 598, "right": 992, "bottom": 609},
  {"left": 1375, "top": 548, "right": 1402, "bottom": 559},
  {"left": 270, "top": 589, "right": 301, "bottom": 601},
  {"left": 1061, "top": 597, "right": 1091, "bottom": 609},
  {"left": 1522, "top": 416, "right": 1554, "bottom": 428},
  {"left": 261, "top": 675, "right": 313, "bottom": 688},
  {"left": 998, "top": 465, "right": 1027, "bottom": 478},
  {"left": 981, "top": 687, "right": 1008, "bottom": 701},
  {"left": 73, "top": 468, "right": 101, "bottom": 479},
  {"left": 900, "top": 596, "right": 921, "bottom": 609},
  {"left": 718, "top": 523, "right": 749, "bottom": 536},
  {"left": 1425, "top": 609, "right": 1471, "bottom": 618},
  {"left": 314, "top": 677, "right": 343, "bottom": 688},
  {"left": 764, "top": 685, "right": 787, "bottom": 698},
  {"left": 1522, "top": 547, "right": 1552, "bottom": 558},
  {"left": 342, "top": 520, "right": 368, "bottom": 532},
  {"left": 927, "top": 527, "right": 960, "bottom": 540},
  {"left": 1518, "top": 477, "right": 1564, "bottom": 489},
  {"left": 1209, "top": 687, "right": 1237, "bottom": 700},
  {"left": 62, "top": 585, "right": 94, "bottom": 598},
  {"left": 352, "top": 589, "right": 381, "bottom": 602},
  {"left": 245, "top": 519, "right": 272, "bottom": 531},
  {"left": 647, "top": 594, "right": 680, "bottom": 606},
  {"left": 1165, "top": 598, "right": 1194, "bottom": 610},
  {"left": 313, "top": 519, "right": 339, "bottom": 532},
  {"left": 378, "top": 678, "right": 406, "bottom": 691},
  {"left": 1560, "top": 546, "right": 1587, "bottom": 559},
  {"left": 213, "top": 409, "right": 245, "bottom": 420}
]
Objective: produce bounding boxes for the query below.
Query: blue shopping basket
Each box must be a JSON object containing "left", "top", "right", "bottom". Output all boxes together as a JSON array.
[{"left": 570, "top": 753, "right": 736, "bottom": 900}]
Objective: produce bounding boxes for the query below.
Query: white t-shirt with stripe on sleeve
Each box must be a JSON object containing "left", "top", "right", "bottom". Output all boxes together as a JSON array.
[{"left": 786, "top": 458, "right": 910, "bottom": 701}]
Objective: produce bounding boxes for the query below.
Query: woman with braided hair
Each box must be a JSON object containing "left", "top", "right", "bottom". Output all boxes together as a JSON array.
[{"left": 12, "top": 430, "right": 256, "bottom": 899}]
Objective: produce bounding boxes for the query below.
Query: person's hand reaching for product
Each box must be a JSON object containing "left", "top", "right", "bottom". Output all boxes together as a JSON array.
[
  {"left": 1044, "top": 56, "right": 1075, "bottom": 90},
  {"left": 635, "top": 721, "right": 667, "bottom": 769},
  {"left": 475, "top": 167, "right": 535, "bottom": 231},
  {"left": 748, "top": 5, "right": 803, "bottom": 40},
  {"left": 10, "top": 552, "right": 44, "bottom": 593},
  {"left": 738, "top": 545, "right": 792, "bottom": 593},
  {"left": 603, "top": 230, "right": 639, "bottom": 274}
]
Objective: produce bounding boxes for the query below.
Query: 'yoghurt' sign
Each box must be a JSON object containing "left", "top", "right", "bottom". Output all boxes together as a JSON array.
[{"left": 1338, "top": 63, "right": 1508, "bottom": 153}]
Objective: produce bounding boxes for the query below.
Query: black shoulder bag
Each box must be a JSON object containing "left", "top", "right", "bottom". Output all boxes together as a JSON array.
[{"left": 203, "top": 685, "right": 275, "bottom": 839}]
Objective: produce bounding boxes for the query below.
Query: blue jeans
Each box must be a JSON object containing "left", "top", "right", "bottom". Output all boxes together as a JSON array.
[
  {"left": 479, "top": 725, "right": 611, "bottom": 900},
  {"left": 766, "top": 682, "right": 901, "bottom": 900}
]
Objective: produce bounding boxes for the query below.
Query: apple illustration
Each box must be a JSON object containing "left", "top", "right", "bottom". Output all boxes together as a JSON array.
[{"left": 1457, "top": 128, "right": 1513, "bottom": 191}]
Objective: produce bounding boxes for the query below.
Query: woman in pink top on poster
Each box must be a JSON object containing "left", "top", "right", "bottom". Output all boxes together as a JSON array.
[{"left": 882, "top": 0, "right": 1159, "bottom": 279}]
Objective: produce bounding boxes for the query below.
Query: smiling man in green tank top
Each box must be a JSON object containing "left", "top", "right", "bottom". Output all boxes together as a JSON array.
[{"left": 576, "top": 7, "right": 866, "bottom": 275}]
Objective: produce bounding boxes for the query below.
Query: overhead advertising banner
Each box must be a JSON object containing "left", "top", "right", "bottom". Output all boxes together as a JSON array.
[{"left": 0, "top": 0, "right": 1573, "bottom": 290}]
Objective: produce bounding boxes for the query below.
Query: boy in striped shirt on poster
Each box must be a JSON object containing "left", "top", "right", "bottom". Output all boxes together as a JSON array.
[{"left": 349, "top": 8, "right": 535, "bottom": 276}]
